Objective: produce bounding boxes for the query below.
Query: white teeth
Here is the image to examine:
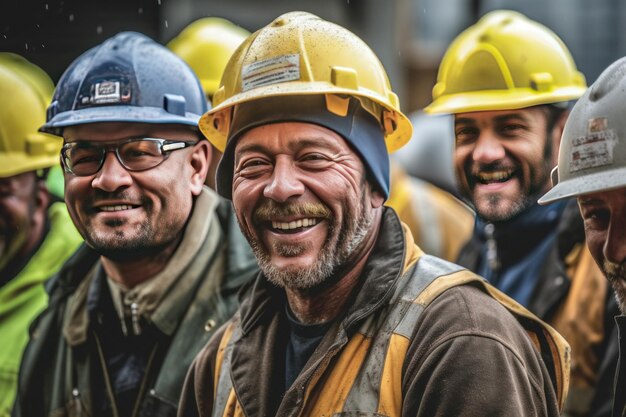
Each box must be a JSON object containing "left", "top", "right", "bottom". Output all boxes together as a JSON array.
[
  {"left": 100, "top": 205, "right": 134, "bottom": 212},
  {"left": 271, "top": 218, "right": 319, "bottom": 230}
]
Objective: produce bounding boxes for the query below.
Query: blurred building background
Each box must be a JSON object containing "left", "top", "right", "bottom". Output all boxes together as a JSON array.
[{"left": 1, "top": 0, "right": 624, "bottom": 114}]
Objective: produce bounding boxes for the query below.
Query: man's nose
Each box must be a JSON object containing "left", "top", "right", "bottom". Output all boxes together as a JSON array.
[
  {"left": 263, "top": 158, "right": 305, "bottom": 203},
  {"left": 472, "top": 132, "right": 506, "bottom": 164},
  {"left": 604, "top": 216, "right": 626, "bottom": 265},
  {"left": 91, "top": 152, "right": 133, "bottom": 192}
]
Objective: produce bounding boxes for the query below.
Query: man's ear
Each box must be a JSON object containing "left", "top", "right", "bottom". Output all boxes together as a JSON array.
[
  {"left": 189, "top": 140, "right": 211, "bottom": 196},
  {"left": 370, "top": 186, "right": 385, "bottom": 209},
  {"left": 35, "top": 178, "right": 50, "bottom": 212},
  {"left": 552, "top": 110, "right": 569, "bottom": 153}
]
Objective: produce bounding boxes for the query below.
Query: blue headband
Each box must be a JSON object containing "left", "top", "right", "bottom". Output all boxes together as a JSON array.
[{"left": 215, "top": 95, "right": 390, "bottom": 200}]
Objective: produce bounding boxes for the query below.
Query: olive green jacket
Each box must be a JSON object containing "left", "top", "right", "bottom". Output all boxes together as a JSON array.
[{"left": 13, "top": 188, "right": 258, "bottom": 417}]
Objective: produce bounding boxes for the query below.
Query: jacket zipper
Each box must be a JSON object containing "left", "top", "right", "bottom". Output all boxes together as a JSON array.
[
  {"left": 484, "top": 223, "right": 500, "bottom": 273},
  {"left": 93, "top": 330, "right": 159, "bottom": 417}
]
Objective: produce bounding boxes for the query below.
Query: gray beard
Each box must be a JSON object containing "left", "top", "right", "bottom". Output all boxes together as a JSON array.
[
  {"left": 248, "top": 204, "right": 374, "bottom": 291},
  {"left": 604, "top": 260, "right": 626, "bottom": 314}
]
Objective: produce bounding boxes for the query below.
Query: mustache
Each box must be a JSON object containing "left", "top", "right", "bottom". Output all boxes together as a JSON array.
[
  {"left": 91, "top": 190, "right": 138, "bottom": 202},
  {"left": 254, "top": 200, "right": 331, "bottom": 222}
]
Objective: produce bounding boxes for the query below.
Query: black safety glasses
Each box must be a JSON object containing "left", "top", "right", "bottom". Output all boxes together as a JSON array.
[{"left": 61, "top": 137, "right": 197, "bottom": 176}]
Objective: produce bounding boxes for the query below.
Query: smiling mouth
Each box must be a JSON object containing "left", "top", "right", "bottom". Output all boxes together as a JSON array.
[
  {"left": 98, "top": 204, "right": 139, "bottom": 212},
  {"left": 269, "top": 218, "right": 321, "bottom": 234},
  {"left": 475, "top": 169, "right": 516, "bottom": 185}
]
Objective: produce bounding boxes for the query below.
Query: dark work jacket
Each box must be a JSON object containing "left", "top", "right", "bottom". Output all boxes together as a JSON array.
[
  {"left": 12, "top": 188, "right": 258, "bottom": 417},
  {"left": 458, "top": 199, "right": 620, "bottom": 417},
  {"left": 614, "top": 316, "right": 626, "bottom": 417},
  {"left": 179, "top": 208, "right": 566, "bottom": 417}
]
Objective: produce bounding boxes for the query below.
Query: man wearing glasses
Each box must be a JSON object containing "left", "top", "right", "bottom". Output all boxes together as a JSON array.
[{"left": 12, "top": 32, "right": 257, "bottom": 417}]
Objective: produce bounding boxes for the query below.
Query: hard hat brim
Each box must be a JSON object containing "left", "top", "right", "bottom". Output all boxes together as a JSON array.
[
  {"left": 0, "top": 153, "right": 60, "bottom": 178},
  {"left": 538, "top": 165, "right": 626, "bottom": 204},
  {"left": 201, "top": 86, "right": 412, "bottom": 154},
  {"left": 425, "top": 87, "right": 587, "bottom": 115},
  {"left": 41, "top": 106, "right": 203, "bottom": 136}
]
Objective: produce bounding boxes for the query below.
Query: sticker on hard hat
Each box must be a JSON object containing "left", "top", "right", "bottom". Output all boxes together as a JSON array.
[
  {"left": 242, "top": 54, "right": 300, "bottom": 92},
  {"left": 569, "top": 117, "right": 618, "bottom": 172}
]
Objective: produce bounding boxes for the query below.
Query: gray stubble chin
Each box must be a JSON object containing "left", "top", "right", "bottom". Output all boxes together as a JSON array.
[{"left": 604, "top": 260, "right": 626, "bottom": 314}]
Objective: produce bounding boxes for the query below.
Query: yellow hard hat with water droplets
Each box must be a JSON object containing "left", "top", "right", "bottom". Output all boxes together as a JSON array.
[
  {"left": 425, "top": 10, "right": 587, "bottom": 114},
  {"left": 199, "top": 11, "right": 412, "bottom": 153}
]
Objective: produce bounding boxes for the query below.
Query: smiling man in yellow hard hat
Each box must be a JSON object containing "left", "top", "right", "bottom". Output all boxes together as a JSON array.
[
  {"left": 426, "top": 10, "right": 618, "bottom": 416},
  {"left": 179, "top": 11, "right": 571, "bottom": 417}
]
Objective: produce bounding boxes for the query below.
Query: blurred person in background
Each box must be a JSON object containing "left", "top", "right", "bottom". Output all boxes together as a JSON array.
[
  {"left": 12, "top": 32, "right": 257, "bottom": 417},
  {"left": 0, "top": 53, "right": 82, "bottom": 417},
  {"left": 168, "top": 17, "right": 250, "bottom": 190},
  {"left": 390, "top": 111, "right": 473, "bottom": 261},
  {"left": 426, "top": 10, "right": 619, "bottom": 416},
  {"left": 539, "top": 55, "right": 626, "bottom": 417}
]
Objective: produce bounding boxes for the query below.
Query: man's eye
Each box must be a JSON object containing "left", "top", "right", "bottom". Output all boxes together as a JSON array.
[
  {"left": 500, "top": 124, "right": 525, "bottom": 135},
  {"left": 73, "top": 155, "right": 101, "bottom": 165},
  {"left": 238, "top": 159, "right": 271, "bottom": 175},
  {"left": 455, "top": 127, "right": 478, "bottom": 143},
  {"left": 583, "top": 209, "right": 610, "bottom": 230}
]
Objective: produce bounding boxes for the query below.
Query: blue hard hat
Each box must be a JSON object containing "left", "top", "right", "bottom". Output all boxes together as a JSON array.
[{"left": 41, "top": 32, "right": 209, "bottom": 136}]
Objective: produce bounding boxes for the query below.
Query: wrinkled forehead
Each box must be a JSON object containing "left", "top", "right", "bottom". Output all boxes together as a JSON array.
[{"left": 233, "top": 122, "right": 350, "bottom": 159}]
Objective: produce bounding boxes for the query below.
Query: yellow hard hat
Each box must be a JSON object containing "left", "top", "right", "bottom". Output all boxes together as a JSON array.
[
  {"left": 0, "top": 59, "right": 62, "bottom": 178},
  {"left": 425, "top": 10, "right": 587, "bottom": 114},
  {"left": 0, "top": 52, "right": 55, "bottom": 104},
  {"left": 199, "top": 11, "right": 412, "bottom": 153},
  {"left": 168, "top": 17, "right": 250, "bottom": 98}
]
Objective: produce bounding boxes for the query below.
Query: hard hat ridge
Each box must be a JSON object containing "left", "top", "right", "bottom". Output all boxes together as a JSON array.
[{"left": 41, "top": 31, "right": 208, "bottom": 136}]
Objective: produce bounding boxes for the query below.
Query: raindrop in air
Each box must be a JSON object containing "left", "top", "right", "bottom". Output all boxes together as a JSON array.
[
  {"left": 157, "top": 0, "right": 161, "bottom": 5},
  {"left": 41, "top": 44, "right": 45, "bottom": 48},
  {"left": 25, "top": 42, "right": 28, "bottom": 50},
  {"left": 138, "top": 7, "right": 143, "bottom": 14},
  {"left": 97, "top": 25, "right": 103, "bottom": 34},
  {"left": 69, "top": 14, "right": 74, "bottom": 22},
  {"left": 44, "top": 3, "right": 48, "bottom": 10},
  {"left": 165, "top": 20, "right": 168, "bottom": 28}
]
